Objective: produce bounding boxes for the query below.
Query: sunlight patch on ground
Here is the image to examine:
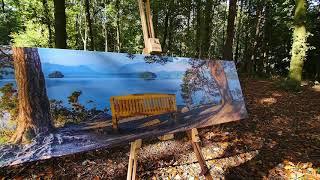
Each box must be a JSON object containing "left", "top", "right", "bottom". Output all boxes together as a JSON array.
[
  {"left": 272, "top": 92, "right": 283, "bottom": 97},
  {"left": 268, "top": 161, "right": 320, "bottom": 179},
  {"left": 312, "top": 85, "right": 320, "bottom": 92},
  {"left": 259, "top": 97, "right": 277, "bottom": 105},
  {"left": 147, "top": 150, "right": 259, "bottom": 179}
]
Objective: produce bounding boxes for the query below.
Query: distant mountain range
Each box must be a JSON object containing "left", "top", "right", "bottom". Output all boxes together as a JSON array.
[
  {"left": 0, "top": 62, "right": 187, "bottom": 79},
  {"left": 42, "top": 63, "right": 102, "bottom": 77}
]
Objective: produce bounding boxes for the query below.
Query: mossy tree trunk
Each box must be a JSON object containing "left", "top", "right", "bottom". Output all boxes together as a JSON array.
[
  {"left": 288, "top": 0, "right": 307, "bottom": 87},
  {"left": 10, "top": 47, "right": 52, "bottom": 144}
]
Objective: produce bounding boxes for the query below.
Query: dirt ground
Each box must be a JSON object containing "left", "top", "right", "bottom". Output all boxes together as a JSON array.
[{"left": 1, "top": 79, "right": 320, "bottom": 179}]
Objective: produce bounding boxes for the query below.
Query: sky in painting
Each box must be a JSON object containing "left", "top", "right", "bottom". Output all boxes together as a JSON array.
[{"left": 38, "top": 48, "right": 191, "bottom": 74}]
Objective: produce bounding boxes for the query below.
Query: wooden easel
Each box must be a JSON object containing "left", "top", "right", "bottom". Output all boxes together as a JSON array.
[{"left": 126, "top": 1, "right": 213, "bottom": 179}]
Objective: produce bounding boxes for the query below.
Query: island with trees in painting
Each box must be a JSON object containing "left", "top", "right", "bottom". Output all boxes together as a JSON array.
[{"left": 0, "top": 47, "right": 247, "bottom": 167}]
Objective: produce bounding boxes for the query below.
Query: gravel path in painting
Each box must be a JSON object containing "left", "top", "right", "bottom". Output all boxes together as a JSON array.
[{"left": 1, "top": 79, "right": 320, "bottom": 179}]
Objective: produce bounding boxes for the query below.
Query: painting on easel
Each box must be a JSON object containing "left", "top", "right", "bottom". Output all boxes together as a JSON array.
[{"left": 0, "top": 47, "right": 247, "bottom": 167}]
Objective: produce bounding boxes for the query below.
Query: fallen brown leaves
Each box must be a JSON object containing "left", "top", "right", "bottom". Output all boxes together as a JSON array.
[{"left": 0, "top": 79, "right": 319, "bottom": 179}]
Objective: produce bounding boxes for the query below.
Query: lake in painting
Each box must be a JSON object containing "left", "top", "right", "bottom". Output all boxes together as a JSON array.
[{"left": 0, "top": 48, "right": 243, "bottom": 112}]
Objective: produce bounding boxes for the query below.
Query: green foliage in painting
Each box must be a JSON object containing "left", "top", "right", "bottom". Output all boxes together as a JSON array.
[
  {"left": 0, "top": 83, "right": 17, "bottom": 144},
  {"left": 49, "top": 91, "right": 105, "bottom": 127},
  {"left": 0, "top": 83, "right": 18, "bottom": 121}
]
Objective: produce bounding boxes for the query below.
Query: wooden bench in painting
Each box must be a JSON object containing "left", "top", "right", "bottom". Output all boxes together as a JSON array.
[{"left": 110, "top": 93, "right": 177, "bottom": 130}]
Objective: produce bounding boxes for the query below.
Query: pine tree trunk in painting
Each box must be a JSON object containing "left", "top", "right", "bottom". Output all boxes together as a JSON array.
[
  {"left": 10, "top": 47, "right": 52, "bottom": 144},
  {"left": 209, "top": 61, "right": 232, "bottom": 104},
  {"left": 53, "top": 0, "right": 67, "bottom": 49},
  {"left": 85, "top": 0, "right": 95, "bottom": 50},
  {"left": 222, "top": 0, "right": 237, "bottom": 60},
  {"left": 288, "top": 0, "right": 307, "bottom": 86}
]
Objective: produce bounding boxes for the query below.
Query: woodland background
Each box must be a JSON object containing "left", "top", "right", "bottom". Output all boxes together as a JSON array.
[{"left": 0, "top": 0, "right": 319, "bottom": 81}]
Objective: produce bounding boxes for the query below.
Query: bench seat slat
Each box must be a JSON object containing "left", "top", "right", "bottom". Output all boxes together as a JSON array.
[{"left": 110, "top": 94, "right": 177, "bottom": 130}]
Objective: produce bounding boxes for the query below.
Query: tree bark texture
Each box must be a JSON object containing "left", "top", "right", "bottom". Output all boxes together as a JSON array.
[
  {"left": 201, "top": 0, "right": 214, "bottom": 58},
  {"left": 222, "top": 0, "right": 237, "bottom": 60},
  {"left": 85, "top": 0, "right": 95, "bottom": 50},
  {"left": 42, "top": 0, "right": 53, "bottom": 47},
  {"left": 195, "top": 0, "right": 202, "bottom": 58},
  {"left": 289, "top": 0, "right": 307, "bottom": 85},
  {"left": 10, "top": 47, "right": 52, "bottom": 144},
  {"left": 250, "top": 1, "right": 264, "bottom": 75},
  {"left": 53, "top": 0, "right": 67, "bottom": 49}
]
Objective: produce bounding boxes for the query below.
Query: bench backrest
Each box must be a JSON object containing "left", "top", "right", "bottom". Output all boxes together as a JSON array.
[{"left": 110, "top": 93, "right": 177, "bottom": 120}]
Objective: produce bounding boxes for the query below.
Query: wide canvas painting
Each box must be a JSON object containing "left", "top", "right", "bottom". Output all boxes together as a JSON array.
[{"left": 0, "top": 47, "right": 247, "bottom": 167}]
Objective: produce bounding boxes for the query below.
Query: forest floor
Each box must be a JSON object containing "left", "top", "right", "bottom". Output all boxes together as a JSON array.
[{"left": 0, "top": 78, "right": 320, "bottom": 179}]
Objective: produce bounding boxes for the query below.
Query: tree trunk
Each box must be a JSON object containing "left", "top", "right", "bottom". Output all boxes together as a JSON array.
[
  {"left": 161, "top": 3, "right": 170, "bottom": 52},
  {"left": 250, "top": 1, "right": 264, "bottom": 75},
  {"left": 78, "top": 5, "right": 87, "bottom": 50},
  {"left": 75, "top": 15, "right": 80, "bottom": 49},
  {"left": 195, "top": 0, "right": 202, "bottom": 58},
  {"left": 201, "top": 0, "right": 214, "bottom": 58},
  {"left": 42, "top": 0, "right": 53, "bottom": 47},
  {"left": 242, "top": 0, "right": 252, "bottom": 74},
  {"left": 116, "top": 23, "right": 120, "bottom": 52},
  {"left": 316, "top": 59, "right": 320, "bottom": 81},
  {"left": 222, "top": 0, "right": 237, "bottom": 60},
  {"left": 103, "top": 0, "right": 108, "bottom": 52},
  {"left": 10, "top": 47, "right": 52, "bottom": 144},
  {"left": 85, "top": 0, "right": 95, "bottom": 50},
  {"left": 167, "top": 16, "right": 174, "bottom": 53},
  {"left": 104, "top": 22, "right": 108, "bottom": 52},
  {"left": 262, "top": 2, "right": 271, "bottom": 75},
  {"left": 288, "top": 0, "right": 307, "bottom": 86},
  {"left": 116, "top": 0, "right": 121, "bottom": 52},
  {"left": 235, "top": 0, "right": 244, "bottom": 65},
  {"left": 152, "top": 0, "right": 159, "bottom": 37},
  {"left": 53, "top": 0, "right": 67, "bottom": 49},
  {"left": 209, "top": 61, "right": 232, "bottom": 103}
]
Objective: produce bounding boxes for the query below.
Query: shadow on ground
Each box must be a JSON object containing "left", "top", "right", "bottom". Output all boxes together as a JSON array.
[{"left": 222, "top": 79, "right": 320, "bottom": 179}]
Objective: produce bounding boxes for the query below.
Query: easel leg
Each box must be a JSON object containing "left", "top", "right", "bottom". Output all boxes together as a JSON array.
[
  {"left": 127, "top": 139, "right": 142, "bottom": 180},
  {"left": 188, "top": 128, "right": 213, "bottom": 180}
]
